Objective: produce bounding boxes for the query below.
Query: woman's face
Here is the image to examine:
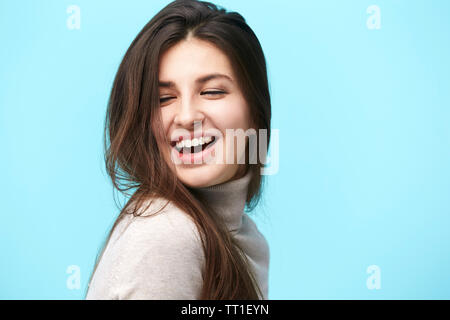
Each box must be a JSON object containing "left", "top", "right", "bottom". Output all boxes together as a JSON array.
[{"left": 158, "top": 37, "right": 251, "bottom": 188}]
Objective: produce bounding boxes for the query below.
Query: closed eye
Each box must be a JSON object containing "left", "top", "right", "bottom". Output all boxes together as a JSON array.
[
  {"left": 159, "top": 91, "right": 226, "bottom": 104},
  {"left": 201, "top": 90, "right": 226, "bottom": 96},
  {"left": 159, "top": 96, "right": 174, "bottom": 103}
]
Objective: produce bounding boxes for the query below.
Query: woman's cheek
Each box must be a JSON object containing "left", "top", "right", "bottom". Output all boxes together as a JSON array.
[{"left": 214, "top": 98, "right": 248, "bottom": 130}]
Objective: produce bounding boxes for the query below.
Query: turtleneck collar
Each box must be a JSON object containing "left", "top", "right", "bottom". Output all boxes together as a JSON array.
[{"left": 194, "top": 169, "right": 253, "bottom": 232}]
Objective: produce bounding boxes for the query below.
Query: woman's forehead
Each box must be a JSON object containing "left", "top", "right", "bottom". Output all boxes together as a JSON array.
[{"left": 158, "top": 38, "right": 235, "bottom": 82}]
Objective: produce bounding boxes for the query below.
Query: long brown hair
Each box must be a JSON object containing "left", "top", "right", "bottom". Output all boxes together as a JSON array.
[{"left": 86, "top": 0, "right": 271, "bottom": 299}]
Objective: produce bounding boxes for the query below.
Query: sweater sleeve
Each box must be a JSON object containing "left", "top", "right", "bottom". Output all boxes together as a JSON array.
[{"left": 86, "top": 205, "right": 205, "bottom": 300}]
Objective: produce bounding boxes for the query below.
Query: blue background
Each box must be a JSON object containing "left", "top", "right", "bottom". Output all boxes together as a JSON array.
[{"left": 1, "top": 0, "right": 449, "bottom": 299}]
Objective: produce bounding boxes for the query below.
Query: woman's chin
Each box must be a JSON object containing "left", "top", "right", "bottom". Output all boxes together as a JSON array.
[{"left": 175, "top": 164, "right": 237, "bottom": 189}]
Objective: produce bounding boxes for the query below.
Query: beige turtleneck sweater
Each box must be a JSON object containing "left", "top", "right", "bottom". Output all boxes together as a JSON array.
[{"left": 85, "top": 170, "right": 269, "bottom": 299}]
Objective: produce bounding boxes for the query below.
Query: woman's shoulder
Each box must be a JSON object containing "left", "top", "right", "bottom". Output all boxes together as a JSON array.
[
  {"left": 96, "top": 196, "right": 205, "bottom": 281},
  {"left": 113, "top": 197, "right": 204, "bottom": 250},
  {"left": 87, "top": 196, "right": 205, "bottom": 299}
]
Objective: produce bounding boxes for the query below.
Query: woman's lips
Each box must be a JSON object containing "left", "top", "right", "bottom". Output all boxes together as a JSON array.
[{"left": 170, "top": 136, "right": 219, "bottom": 165}]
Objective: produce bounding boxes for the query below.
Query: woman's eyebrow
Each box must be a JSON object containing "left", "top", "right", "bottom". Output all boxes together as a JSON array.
[
  {"left": 158, "top": 73, "right": 233, "bottom": 88},
  {"left": 196, "top": 73, "right": 233, "bottom": 84}
]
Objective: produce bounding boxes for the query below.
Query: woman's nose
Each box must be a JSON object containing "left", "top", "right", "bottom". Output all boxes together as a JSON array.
[{"left": 173, "top": 97, "right": 205, "bottom": 128}]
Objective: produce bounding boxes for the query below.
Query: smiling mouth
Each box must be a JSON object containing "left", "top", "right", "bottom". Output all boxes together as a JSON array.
[{"left": 171, "top": 136, "right": 218, "bottom": 154}]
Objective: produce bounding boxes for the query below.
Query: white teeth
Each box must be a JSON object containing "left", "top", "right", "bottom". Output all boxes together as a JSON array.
[{"left": 175, "top": 136, "right": 214, "bottom": 149}]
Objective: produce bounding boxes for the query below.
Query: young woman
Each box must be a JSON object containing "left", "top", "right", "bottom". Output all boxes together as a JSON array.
[{"left": 85, "top": 0, "right": 272, "bottom": 300}]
